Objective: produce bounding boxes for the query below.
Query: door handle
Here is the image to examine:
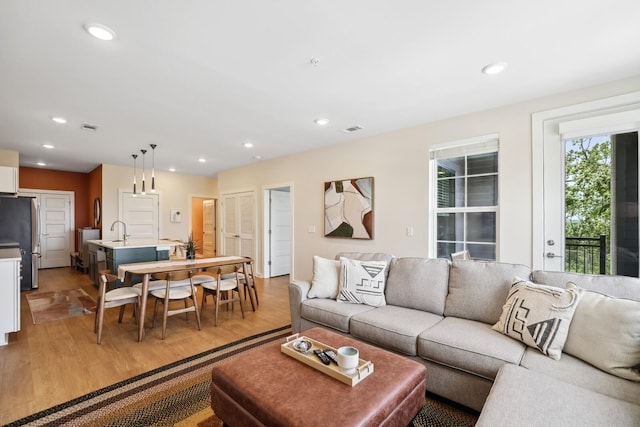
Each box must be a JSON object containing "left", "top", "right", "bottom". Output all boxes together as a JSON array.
[{"left": 546, "top": 252, "right": 563, "bottom": 258}]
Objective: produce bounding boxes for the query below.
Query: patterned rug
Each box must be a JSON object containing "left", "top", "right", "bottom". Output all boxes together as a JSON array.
[
  {"left": 5, "top": 325, "right": 478, "bottom": 426},
  {"left": 25, "top": 289, "right": 97, "bottom": 324}
]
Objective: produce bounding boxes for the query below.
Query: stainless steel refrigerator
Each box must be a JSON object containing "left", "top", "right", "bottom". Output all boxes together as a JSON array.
[{"left": 0, "top": 196, "right": 40, "bottom": 290}]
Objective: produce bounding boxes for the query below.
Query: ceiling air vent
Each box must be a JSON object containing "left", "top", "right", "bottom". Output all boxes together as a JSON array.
[
  {"left": 81, "top": 123, "right": 99, "bottom": 132},
  {"left": 343, "top": 125, "right": 363, "bottom": 133}
]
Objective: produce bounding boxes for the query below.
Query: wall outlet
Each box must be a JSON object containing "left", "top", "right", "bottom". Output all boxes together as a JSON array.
[
  {"left": 308, "top": 225, "right": 316, "bottom": 233},
  {"left": 406, "top": 226, "right": 414, "bottom": 237}
]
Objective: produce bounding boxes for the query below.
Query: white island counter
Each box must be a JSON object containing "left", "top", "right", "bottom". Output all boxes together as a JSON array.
[{"left": 87, "top": 238, "right": 180, "bottom": 250}]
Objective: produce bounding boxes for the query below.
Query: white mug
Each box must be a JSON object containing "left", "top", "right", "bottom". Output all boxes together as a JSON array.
[{"left": 337, "top": 346, "right": 359, "bottom": 375}]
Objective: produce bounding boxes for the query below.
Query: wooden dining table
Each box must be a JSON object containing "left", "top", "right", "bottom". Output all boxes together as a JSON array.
[{"left": 117, "top": 255, "right": 257, "bottom": 342}]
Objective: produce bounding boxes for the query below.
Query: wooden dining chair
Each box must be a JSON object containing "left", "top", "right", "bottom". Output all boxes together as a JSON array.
[
  {"left": 221, "top": 261, "right": 259, "bottom": 310},
  {"left": 201, "top": 266, "right": 245, "bottom": 326},
  {"left": 150, "top": 270, "right": 201, "bottom": 339},
  {"left": 94, "top": 270, "right": 142, "bottom": 344}
]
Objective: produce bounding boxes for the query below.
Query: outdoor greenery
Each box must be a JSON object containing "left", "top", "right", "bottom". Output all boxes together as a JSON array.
[{"left": 564, "top": 137, "right": 611, "bottom": 274}]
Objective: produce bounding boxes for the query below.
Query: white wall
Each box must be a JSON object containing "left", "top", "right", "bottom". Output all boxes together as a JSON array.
[
  {"left": 101, "top": 164, "right": 217, "bottom": 241},
  {"left": 219, "top": 76, "right": 640, "bottom": 280}
]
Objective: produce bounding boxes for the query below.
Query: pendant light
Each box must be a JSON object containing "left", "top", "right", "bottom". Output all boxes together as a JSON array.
[
  {"left": 131, "top": 154, "right": 138, "bottom": 195},
  {"left": 140, "top": 149, "right": 147, "bottom": 195},
  {"left": 150, "top": 144, "right": 157, "bottom": 192}
]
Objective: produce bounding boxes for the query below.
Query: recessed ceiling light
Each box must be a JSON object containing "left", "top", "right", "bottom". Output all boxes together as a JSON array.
[
  {"left": 51, "top": 117, "right": 67, "bottom": 124},
  {"left": 84, "top": 23, "right": 116, "bottom": 41},
  {"left": 482, "top": 62, "right": 508, "bottom": 75},
  {"left": 36, "top": 162, "right": 46, "bottom": 167},
  {"left": 243, "top": 142, "right": 254, "bottom": 148},
  {"left": 42, "top": 144, "right": 54, "bottom": 149},
  {"left": 169, "top": 167, "right": 176, "bottom": 172},
  {"left": 315, "top": 118, "right": 329, "bottom": 126},
  {"left": 198, "top": 158, "right": 206, "bottom": 163},
  {"left": 253, "top": 155, "right": 262, "bottom": 160}
]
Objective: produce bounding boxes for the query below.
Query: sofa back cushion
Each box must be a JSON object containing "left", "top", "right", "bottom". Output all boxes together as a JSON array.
[
  {"left": 444, "top": 260, "right": 532, "bottom": 324},
  {"left": 532, "top": 270, "right": 640, "bottom": 301},
  {"left": 385, "top": 257, "right": 450, "bottom": 315},
  {"left": 563, "top": 282, "right": 640, "bottom": 381}
]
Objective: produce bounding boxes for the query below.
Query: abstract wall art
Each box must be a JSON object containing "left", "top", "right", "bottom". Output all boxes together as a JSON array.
[{"left": 324, "top": 177, "right": 374, "bottom": 239}]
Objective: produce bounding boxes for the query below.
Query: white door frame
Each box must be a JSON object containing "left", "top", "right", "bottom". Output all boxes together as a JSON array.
[
  {"left": 532, "top": 90, "right": 640, "bottom": 270},
  {"left": 262, "top": 182, "right": 294, "bottom": 278},
  {"left": 189, "top": 193, "right": 216, "bottom": 256},
  {"left": 19, "top": 189, "right": 74, "bottom": 269}
]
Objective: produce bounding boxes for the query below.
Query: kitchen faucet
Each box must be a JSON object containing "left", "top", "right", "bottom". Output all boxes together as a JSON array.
[{"left": 110, "top": 220, "right": 129, "bottom": 242}]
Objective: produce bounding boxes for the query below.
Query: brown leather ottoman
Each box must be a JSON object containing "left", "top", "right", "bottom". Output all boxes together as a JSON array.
[{"left": 211, "top": 327, "right": 427, "bottom": 427}]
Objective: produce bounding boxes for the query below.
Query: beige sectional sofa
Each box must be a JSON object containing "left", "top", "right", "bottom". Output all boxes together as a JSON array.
[{"left": 288, "top": 252, "right": 640, "bottom": 426}]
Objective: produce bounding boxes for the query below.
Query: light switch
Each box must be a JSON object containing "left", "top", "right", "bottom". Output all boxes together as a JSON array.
[
  {"left": 308, "top": 225, "right": 316, "bottom": 233},
  {"left": 406, "top": 226, "right": 414, "bottom": 237}
]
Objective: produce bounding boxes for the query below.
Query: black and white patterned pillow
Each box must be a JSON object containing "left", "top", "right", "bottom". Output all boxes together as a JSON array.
[
  {"left": 336, "top": 258, "right": 387, "bottom": 307},
  {"left": 492, "top": 277, "right": 581, "bottom": 360}
]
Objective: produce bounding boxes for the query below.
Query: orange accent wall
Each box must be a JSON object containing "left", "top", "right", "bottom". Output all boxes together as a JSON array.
[
  {"left": 191, "top": 197, "right": 204, "bottom": 254},
  {"left": 19, "top": 167, "right": 91, "bottom": 241}
]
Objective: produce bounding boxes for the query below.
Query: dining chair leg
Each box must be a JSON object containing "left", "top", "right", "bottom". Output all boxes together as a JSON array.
[
  {"left": 161, "top": 295, "right": 170, "bottom": 340},
  {"left": 118, "top": 305, "right": 126, "bottom": 323},
  {"left": 192, "top": 283, "right": 202, "bottom": 330},
  {"left": 214, "top": 287, "right": 221, "bottom": 327},
  {"left": 94, "top": 296, "right": 101, "bottom": 333},
  {"left": 237, "top": 287, "right": 246, "bottom": 319},
  {"left": 96, "top": 297, "right": 106, "bottom": 344},
  {"left": 152, "top": 298, "right": 159, "bottom": 328}
]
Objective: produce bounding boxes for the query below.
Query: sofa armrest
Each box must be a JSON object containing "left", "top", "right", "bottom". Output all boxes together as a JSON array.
[{"left": 289, "top": 280, "right": 311, "bottom": 334}]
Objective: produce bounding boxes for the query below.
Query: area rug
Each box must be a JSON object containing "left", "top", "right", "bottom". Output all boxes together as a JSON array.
[
  {"left": 5, "top": 325, "right": 478, "bottom": 427},
  {"left": 25, "top": 289, "right": 97, "bottom": 325}
]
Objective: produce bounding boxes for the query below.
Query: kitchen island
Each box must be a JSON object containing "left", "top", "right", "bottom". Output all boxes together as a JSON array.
[{"left": 87, "top": 239, "right": 181, "bottom": 287}]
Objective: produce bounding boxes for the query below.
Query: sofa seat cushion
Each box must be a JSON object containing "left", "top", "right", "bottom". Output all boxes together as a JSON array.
[
  {"left": 300, "top": 299, "right": 375, "bottom": 333},
  {"left": 418, "top": 317, "right": 526, "bottom": 380},
  {"left": 350, "top": 305, "right": 443, "bottom": 356},
  {"left": 476, "top": 364, "right": 640, "bottom": 427},
  {"left": 521, "top": 348, "right": 640, "bottom": 406}
]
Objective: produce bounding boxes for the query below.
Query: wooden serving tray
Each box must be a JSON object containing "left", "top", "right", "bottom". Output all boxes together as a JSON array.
[{"left": 281, "top": 333, "right": 374, "bottom": 386}]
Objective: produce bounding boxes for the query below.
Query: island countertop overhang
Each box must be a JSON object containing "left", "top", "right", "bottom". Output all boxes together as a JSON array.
[{"left": 87, "top": 239, "right": 181, "bottom": 250}]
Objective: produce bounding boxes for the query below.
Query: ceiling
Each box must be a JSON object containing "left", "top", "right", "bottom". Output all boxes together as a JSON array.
[{"left": 1, "top": 1, "right": 640, "bottom": 177}]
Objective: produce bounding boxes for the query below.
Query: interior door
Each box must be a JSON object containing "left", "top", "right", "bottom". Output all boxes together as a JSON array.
[
  {"left": 39, "top": 193, "right": 72, "bottom": 268},
  {"left": 120, "top": 192, "right": 159, "bottom": 239},
  {"left": 222, "top": 191, "right": 255, "bottom": 258},
  {"left": 269, "top": 189, "right": 291, "bottom": 277},
  {"left": 202, "top": 199, "right": 216, "bottom": 257}
]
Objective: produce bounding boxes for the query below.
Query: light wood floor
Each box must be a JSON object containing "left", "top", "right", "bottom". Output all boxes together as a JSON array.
[{"left": 0, "top": 266, "right": 292, "bottom": 425}]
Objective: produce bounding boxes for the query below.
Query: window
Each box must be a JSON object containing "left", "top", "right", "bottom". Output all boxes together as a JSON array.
[{"left": 430, "top": 136, "right": 499, "bottom": 260}]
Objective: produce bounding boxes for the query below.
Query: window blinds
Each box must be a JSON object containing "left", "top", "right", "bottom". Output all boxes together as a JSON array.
[
  {"left": 429, "top": 135, "right": 499, "bottom": 160},
  {"left": 559, "top": 109, "right": 640, "bottom": 140}
]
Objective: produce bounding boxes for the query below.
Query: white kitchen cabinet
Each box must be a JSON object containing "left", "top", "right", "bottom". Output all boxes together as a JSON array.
[
  {"left": 0, "top": 248, "right": 21, "bottom": 346},
  {"left": 0, "top": 166, "right": 18, "bottom": 194}
]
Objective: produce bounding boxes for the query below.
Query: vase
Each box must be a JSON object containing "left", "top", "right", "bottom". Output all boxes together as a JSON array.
[{"left": 186, "top": 251, "right": 195, "bottom": 260}]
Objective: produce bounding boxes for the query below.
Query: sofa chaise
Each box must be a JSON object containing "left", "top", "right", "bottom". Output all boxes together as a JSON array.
[{"left": 288, "top": 252, "right": 640, "bottom": 426}]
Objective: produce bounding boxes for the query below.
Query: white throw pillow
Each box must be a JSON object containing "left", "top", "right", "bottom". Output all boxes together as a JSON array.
[
  {"left": 308, "top": 256, "right": 340, "bottom": 299},
  {"left": 564, "top": 282, "right": 640, "bottom": 381},
  {"left": 492, "top": 277, "right": 580, "bottom": 360},
  {"left": 336, "top": 257, "right": 387, "bottom": 307}
]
